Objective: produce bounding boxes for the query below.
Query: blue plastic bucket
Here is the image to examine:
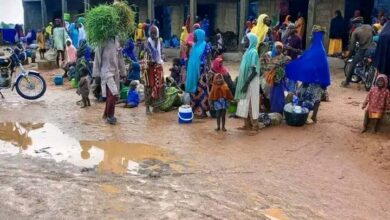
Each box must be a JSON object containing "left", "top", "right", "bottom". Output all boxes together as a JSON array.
[
  {"left": 178, "top": 105, "right": 193, "bottom": 124},
  {"left": 54, "top": 75, "right": 63, "bottom": 86}
]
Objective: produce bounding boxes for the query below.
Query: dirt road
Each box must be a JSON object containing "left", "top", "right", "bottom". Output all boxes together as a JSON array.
[{"left": 0, "top": 59, "right": 389, "bottom": 219}]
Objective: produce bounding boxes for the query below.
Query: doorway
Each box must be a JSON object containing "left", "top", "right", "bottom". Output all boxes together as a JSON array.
[
  {"left": 344, "top": 0, "right": 375, "bottom": 24},
  {"left": 154, "top": 6, "right": 172, "bottom": 40},
  {"left": 197, "top": 4, "right": 216, "bottom": 34}
]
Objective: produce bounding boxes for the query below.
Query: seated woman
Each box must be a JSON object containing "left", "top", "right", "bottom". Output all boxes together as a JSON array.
[
  {"left": 125, "top": 81, "right": 140, "bottom": 108},
  {"left": 169, "top": 58, "right": 182, "bottom": 86},
  {"left": 63, "top": 39, "right": 77, "bottom": 79},
  {"left": 297, "top": 83, "right": 324, "bottom": 123},
  {"left": 127, "top": 61, "right": 141, "bottom": 83}
]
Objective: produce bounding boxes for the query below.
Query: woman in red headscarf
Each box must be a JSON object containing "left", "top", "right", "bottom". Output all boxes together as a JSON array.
[{"left": 211, "top": 56, "right": 235, "bottom": 95}]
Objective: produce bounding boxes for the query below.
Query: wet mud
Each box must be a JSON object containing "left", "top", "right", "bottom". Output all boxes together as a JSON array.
[{"left": 0, "top": 59, "right": 389, "bottom": 219}]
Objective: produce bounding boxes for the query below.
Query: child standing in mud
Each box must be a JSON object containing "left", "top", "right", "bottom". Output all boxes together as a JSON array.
[
  {"left": 77, "top": 69, "right": 91, "bottom": 108},
  {"left": 362, "top": 74, "right": 390, "bottom": 133},
  {"left": 209, "top": 73, "right": 234, "bottom": 131}
]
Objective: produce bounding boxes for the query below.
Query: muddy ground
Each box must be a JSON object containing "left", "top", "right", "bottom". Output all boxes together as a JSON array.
[{"left": 0, "top": 59, "right": 389, "bottom": 220}]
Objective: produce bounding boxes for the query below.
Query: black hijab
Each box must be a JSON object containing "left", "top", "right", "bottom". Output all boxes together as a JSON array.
[{"left": 375, "top": 21, "right": 390, "bottom": 77}]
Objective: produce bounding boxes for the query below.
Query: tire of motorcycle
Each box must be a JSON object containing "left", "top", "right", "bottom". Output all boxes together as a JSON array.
[
  {"left": 364, "top": 65, "right": 376, "bottom": 92},
  {"left": 15, "top": 72, "right": 47, "bottom": 100},
  {"left": 344, "top": 61, "right": 361, "bottom": 83}
]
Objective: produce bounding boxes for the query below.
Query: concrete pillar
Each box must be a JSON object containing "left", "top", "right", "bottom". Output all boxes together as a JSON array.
[
  {"left": 239, "top": 0, "right": 249, "bottom": 40},
  {"left": 41, "top": 0, "right": 47, "bottom": 27},
  {"left": 61, "top": 0, "right": 67, "bottom": 19},
  {"left": 84, "top": 0, "right": 89, "bottom": 13},
  {"left": 147, "top": 0, "right": 155, "bottom": 20},
  {"left": 190, "top": 0, "right": 197, "bottom": 31},
  {"left": 306, "top": 0, "right": 317, "bottom": 47}
]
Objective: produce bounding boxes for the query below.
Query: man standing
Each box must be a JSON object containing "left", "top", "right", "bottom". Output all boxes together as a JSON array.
[
  {"left": 342, "top": 17, "right": 373, "bottom": 87},
  {"left": 93, "top": 38, "right": 126, "bottom": 124},
  {"left": 53, "top": 19, "right": 67, "bottom": 68}
]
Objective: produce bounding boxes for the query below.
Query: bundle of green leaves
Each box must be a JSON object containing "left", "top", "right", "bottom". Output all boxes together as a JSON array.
[
  {"left": 85, "top": 3, "right": 135, "bottom": 47},
  {"left": 113, "top": 1, "right": 136, "bottom": 40}
]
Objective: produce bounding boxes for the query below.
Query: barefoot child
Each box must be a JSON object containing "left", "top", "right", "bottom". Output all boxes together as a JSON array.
[
  {"left": 362, "top": 74, "right": 390, "bottom": 133},
  {"left": 77, "top": 69, "right": 91, "bottom": 108},
  {"left": 37, "top": 29, "right": 46, "bottom": 59},
  {"left": 209, "top": 73, "right": 234, "bottom": 131}
]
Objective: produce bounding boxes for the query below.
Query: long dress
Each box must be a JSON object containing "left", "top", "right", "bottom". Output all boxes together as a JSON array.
[
  {"left": 268, "top": 55, "right": 289, "bottom": 114},
  {"left": 236, "top": 76, "right": 260, "bottom": 120},
  {"left": 375, "top": 22, "right": 390, "bottom": 81},
  {"left": 145, "top": 36, "right": 165, "bottom": 107},
  {"left": 235, "top": 33, "right": 261, "bottom": 120},
  {"left": 328, "top": 14, "right": 346, "bottom": 55},
  {"left": 190, "top": 44, "right": 212, "bottom": 117}
]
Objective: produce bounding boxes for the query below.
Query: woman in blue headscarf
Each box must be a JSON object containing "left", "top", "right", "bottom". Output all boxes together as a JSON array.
[
  {"left": 186, "top": 29, "right": 212, "bottom": 118},
  {"left": 68, "top": 23, "right": 79, "bottom": 48},
  {"left": 235, "top": 33, "right": 261, "bottom": 130},
  {"left": 286, "top": 26, "right": 331, "bottom": 123}
]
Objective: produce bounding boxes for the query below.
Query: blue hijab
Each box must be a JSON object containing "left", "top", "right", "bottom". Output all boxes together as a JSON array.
[
  {"left": 128, "top": 61, "right": 141, "bottom": 81},
  {"left": 69, "top": 23, "right": 79, "bottom": 48},
  {"left": 123, "top": 39, "right": 138, "bottom": 62},
  {"left": 285, "top": 31, "right": 331, "bottom": 88},
  {"left": 186, "top": 29, "right": 206, "bottom": 93}
]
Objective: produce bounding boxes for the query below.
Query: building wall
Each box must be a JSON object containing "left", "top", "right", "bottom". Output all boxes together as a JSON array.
[
  {"left": 258, "top": 0, "right": 278, "bottom": 21},
  {"left": 45, "top": 0, "right": 63, "bottom": 23},
  {"left": 215, "top": 1, "right": 237, "bottom": 33},
  {"left": 307, "top": 0, "right": 345, "bottom": 49}
]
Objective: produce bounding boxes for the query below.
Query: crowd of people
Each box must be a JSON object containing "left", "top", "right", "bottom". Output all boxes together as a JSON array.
[{"left": 13, "top": 6, "right": 390, "bottom": 132}]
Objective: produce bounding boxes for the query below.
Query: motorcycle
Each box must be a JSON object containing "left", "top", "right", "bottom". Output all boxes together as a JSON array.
[
  {"left": 344, "top": 42, "right": 376, "bottom": 91},
  {"left": 0, "top": 45, "right": 46, "bottom": 99}
]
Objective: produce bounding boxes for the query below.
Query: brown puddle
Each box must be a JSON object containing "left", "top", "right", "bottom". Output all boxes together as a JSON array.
[{"left": 0, "top": 122, "right": 180, "bottom": 175}]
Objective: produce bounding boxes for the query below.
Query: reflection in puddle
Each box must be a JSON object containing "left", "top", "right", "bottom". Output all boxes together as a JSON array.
[{"left": 0, "top": 122, "right": 179, "bottom": 175}]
